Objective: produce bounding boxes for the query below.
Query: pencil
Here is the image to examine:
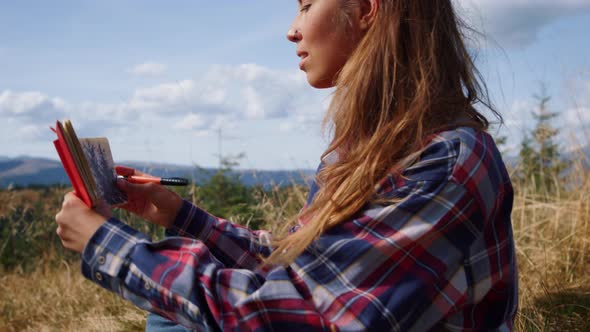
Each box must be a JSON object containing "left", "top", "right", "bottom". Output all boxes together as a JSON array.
[{"left": 118, "top": 175, "right": 189, "bottom": 186}]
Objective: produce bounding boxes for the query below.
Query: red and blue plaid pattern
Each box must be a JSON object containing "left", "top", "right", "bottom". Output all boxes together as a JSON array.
[{"left": 82, "top": 127, "right": 517, "bottom": 331}]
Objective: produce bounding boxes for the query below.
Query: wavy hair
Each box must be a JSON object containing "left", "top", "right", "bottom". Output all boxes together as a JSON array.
[{"left": 266, "top": 0, "right": 500, "bottom": 266}]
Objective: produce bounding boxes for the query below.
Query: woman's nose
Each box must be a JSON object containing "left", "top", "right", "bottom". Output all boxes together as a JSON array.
[{"left": 286, "top": 28, "right": 302, "bottom": 42}]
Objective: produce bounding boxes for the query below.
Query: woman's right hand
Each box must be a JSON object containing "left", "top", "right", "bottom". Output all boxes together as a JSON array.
[{"left": 115, "top": 165, "right": 184, "bottom": 228}]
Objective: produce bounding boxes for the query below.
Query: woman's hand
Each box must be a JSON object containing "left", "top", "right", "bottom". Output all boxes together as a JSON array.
[
  {"left": 115, "top": 165, "right": 183, "bottom": 228},
  {"left": 55, "top": 192, "right": 111, "bottom": 253}
]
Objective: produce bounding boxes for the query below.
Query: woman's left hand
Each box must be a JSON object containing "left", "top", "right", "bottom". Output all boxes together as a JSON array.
[{"left": 55, "top": 192, "right": 112, "bottom": 253}]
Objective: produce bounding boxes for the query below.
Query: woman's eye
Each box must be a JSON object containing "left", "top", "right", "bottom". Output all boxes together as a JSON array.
[{"left": 300, "top": 4, "right": 311, "bottom": 13}]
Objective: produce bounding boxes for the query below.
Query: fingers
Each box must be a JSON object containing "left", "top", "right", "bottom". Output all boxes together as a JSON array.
[
  {"left": 56, "top": 192, "right": 107, "bottom": 253},
  {"left": 117, "top": 178, "right": 160, "bottom": 198},
  {"left": 115, "top": 165, "right": 135, "bottom": 176},
  {"left": 57, "top": 192, "right": 88, "bottom": 228},
  {"left": 55, "top": 224, "right": 69, "bottom": 242},
  {"left": 115, "top": 165, "right": 151, "bottom": 177},
  {"left": 55, "top": 205, "right": 71, "bottom": 247},
  {"left": 55, "top": 225, "right": 70, "bottom": 249},
  {"left": 62, "top": 191, "right": 82, "bottom": 208}
]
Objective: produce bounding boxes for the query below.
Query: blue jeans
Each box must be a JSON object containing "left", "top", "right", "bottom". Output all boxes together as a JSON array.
[{"left": 145, "top": 313, "right": 192, "bottom": 332}]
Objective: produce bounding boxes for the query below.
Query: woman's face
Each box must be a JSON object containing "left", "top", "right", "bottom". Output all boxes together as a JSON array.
[{"left": 287, "top": 0, "right": 363, "bottom": 89}]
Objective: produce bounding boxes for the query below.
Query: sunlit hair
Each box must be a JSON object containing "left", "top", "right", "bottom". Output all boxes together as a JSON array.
[{"left": 265, "top": 0, "right": 500, "bottom": 266}]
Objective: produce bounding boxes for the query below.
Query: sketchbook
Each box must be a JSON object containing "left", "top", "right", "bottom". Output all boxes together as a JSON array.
[{"left": 51, "top": 120, "right": 127, "bottom": 207}]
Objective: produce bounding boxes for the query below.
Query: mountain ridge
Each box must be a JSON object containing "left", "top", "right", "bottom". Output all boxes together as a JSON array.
[
  {"left": 2, "top": 148, "right": 588, "bottom": 189},
  {"left": 0, "top": 156, "right": 315, "bottom": 188}
]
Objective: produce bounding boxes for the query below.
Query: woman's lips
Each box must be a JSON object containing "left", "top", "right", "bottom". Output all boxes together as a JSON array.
[
  {"left": 297, "top": 51, "right": 309, "bottom": 70},
  {"left": 299, "top": 56, "right": 308, "bottom": 70}
]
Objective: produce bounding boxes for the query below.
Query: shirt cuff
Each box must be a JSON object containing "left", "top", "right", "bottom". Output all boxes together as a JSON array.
[
  {"left": 81, "top": 217, "right": 151, "bottom": 291},
  {"left": 168, "top": 199, "right": 217, "bottom": 241}
]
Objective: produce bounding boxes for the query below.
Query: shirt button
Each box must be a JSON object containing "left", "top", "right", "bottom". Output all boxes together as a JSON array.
[
  {"left": 144, "top": 282, "right": 151, "bottom": 290},
  {"left": 97, "top": 256, "right": 106, "bottom": 265},
  {"left": 95, "top": 272, "right": 103, "bottom": 281}
]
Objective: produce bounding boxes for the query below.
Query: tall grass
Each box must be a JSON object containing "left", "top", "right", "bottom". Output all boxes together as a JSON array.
[
  {"left": 1, "top": 166, "right": 589, "bottom": 331},
  {"left": 0, "top": 261, "right": 145, "bottom": 332},
  {"left": 512, "top": 161, "right": 590, "bottom": 331}
]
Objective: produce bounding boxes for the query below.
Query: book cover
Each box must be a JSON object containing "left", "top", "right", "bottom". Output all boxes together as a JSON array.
[{"left": 52, "top": 120, "right": 127, "bottom": 207}]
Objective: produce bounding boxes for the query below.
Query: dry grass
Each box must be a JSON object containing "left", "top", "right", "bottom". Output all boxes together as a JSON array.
[
  {"left": 0, "top": 260, "right": 145, "bottom": 332},
  {"left": 1, "top": 168, "right": 590, "bottom": 331},
  {"left": 512, "top": 167, "right": 590, "bottom": 331}
]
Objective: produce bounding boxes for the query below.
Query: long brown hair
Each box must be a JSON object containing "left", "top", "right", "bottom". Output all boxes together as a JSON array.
[{"left": 266, "top": 0, "right": 500, "bottom": 266}]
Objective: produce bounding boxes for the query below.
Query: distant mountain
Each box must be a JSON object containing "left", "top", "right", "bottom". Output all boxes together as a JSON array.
[
  {"left": 0, "top": 157, "right": 69, "bottom": 187},
  {"left": 3, "top": 147, "right": 588, "bottom": 189},
  {"left": 0, "top": 156, "right": 315, "bottom": 189}
]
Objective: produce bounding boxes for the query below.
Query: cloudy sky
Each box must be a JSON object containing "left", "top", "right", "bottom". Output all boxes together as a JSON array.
[{"left": 1, "top": 1, "right": 589, "bottom": 170}]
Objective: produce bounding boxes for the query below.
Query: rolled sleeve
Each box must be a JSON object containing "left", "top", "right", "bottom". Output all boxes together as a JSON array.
[{"left": 81, "top": 217, "right": 151, "bottom": 290}]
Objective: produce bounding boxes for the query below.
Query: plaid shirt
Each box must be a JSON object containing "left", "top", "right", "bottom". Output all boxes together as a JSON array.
[{"left": 82, "top": 127, "right": 518, "bottom": 331}]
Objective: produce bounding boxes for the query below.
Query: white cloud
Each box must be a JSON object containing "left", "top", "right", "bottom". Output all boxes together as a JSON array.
[
  {"left": 18, "top": 124, "right": 45, "bottom": 140},
  {"left": 0, "top": 90, "right": 66, "bottom": 120},
  {"left": 560, "top": 78, "right": 590, "bottom": 132},
  {"left": 456, "top": 0, "right": 590, "bottom": 47},
  {"left": 175, "top": 113, "right": 207, "bottom": 130},
  {"left": 128, "top": 61, "right": 167, "bottom": 76},
  {"left": 201, "top": 64, "right": 313, "bottom": 119},
  {"left": 2, "top": 64, "right": 330, "bottom": 142},
  {"left": 500, "top": 77, "right": 590, "bottom": 152},
  {"left": 128, "top": 80, "right": 196, "bottom": 112},
  {"left": 563, "top": 106, "right": 590, "bottom": 125},
  {"left": 559, "top": 105, "right": 590, "bottom": 148},
  {"left": 500, "top": 97, "right": 544, "bottom": 141},
  {"left": 124, "top": 64, "right": 326, "bottom": 123}
]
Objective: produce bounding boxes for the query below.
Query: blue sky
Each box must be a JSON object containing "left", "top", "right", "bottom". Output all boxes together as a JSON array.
[{"left": 1, "top": 1, "right": 589, "bottom": 170}]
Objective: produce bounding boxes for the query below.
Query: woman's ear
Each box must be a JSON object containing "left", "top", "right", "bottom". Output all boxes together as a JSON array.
[{"left": 359, "top": 0, "right": 379, "bottom": 31}]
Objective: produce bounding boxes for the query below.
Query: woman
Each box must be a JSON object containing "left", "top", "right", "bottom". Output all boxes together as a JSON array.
[{"left": 55, "top": 0, "right": 518, "bottom": 330}]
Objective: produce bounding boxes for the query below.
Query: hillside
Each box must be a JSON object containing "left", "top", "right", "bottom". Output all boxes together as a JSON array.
[
  {"left": 2, "top": 147, "right": 587, "bottom": 189},
  {"left": 0, "top": 156, "right": 315, "bottom": 188}
]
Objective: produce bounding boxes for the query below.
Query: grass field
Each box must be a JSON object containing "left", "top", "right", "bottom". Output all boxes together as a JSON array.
[{"left": 1, "top": 166, "right": 589, "bottom": 331}]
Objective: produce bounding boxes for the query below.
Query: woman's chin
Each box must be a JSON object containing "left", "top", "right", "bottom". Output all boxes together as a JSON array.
[{"left": 307, "top": 75, "right": 335, "bottom": 89}]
